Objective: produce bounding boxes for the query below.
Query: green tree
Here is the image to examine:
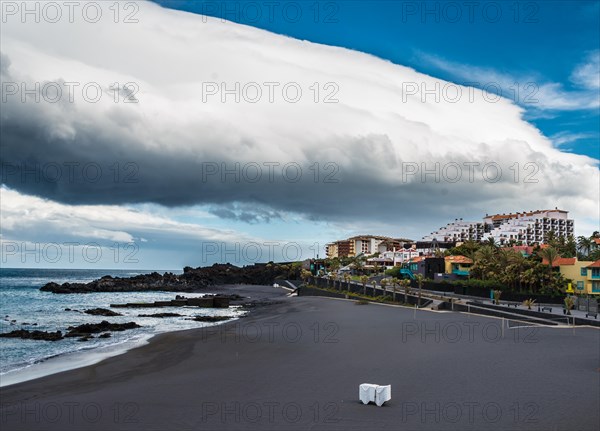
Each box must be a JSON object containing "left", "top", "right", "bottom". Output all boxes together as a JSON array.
[
  {"left": 473, "top": 245, "right": 498, "bottom": 281},
  {"left": 360, "top": 275, "right": 369, "bottom": 296},
  {"left": 343, "top": 273, "right": 351, "bottom": 292},
  {"left": 391, "top": 277, "right": 399, "bottom": 302},
  {"left": 380, "top": 278, "right": 388, "bottom": 297},
  {"left": 329, "top": 259, "right": 341, "bottom": 275},
  {"left": 300, "top": 269, "right": 312, "bottom": 286},
  {"left": 578, "top": 235, "right": 593, "bottom": 258},
  {"left": 415, "top": 274, "right": 425, "bottom": 307},
  {"left": 539, "top": 247, "right": 560, "bottom": 280},
  {"left": 448, "top": 240, "right": 480, "bottom": 260},
  {"left": 352, "top": 255, "right": 366, "bottom": 275},
  {"left": 399, "top": 278, "right": 410, "bottom": 303}
]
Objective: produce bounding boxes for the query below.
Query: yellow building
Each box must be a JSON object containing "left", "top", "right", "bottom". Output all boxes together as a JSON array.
[
  {"left": 546, "top": 257, "right": 599, "bottom": 295},
  {"left": 444, "top": 255, "right": 473, "bottom": 276},
  {"left": 582, "top": 260, "right": 600, "bottom": 295}
]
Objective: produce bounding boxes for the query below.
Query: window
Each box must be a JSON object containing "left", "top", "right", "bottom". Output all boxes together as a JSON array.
[
  {"left": 592, "top": 268, "right": 600, "bottom": 278},
  {"left": 592, "top": 281, "right": 600, "bottom": 293},
  {"left": 581, "top": 267, "right": 588, "bottom": 276},
  {"left": 361, "top": 242, "right": 370, "bottom": 254},
  {"left": 576, "top": 281, "right": 584, "bottom": 290}
]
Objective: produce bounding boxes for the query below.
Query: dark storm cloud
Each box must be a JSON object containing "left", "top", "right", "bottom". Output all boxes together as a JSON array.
[{"left": 0, "top": 0, "right": 597, "bottom": 229}]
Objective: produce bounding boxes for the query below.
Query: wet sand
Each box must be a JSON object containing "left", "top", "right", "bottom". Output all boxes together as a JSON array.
[{"left": 1, "top": 285, "right": 598, "bottom": 430}]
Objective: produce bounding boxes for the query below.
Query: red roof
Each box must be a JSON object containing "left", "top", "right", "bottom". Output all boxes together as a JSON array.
[
  {"left": 488, "top": 209, "right": 567, "bottom": 220},
  {"left": 586, "top": 260, "right": 600, "bottom": 268},
  {"left": 542, "top": 257, "right": 576, "bottom": 267},
  {"left": 445, "top": 255, "right": 473, "bottom": 264},
  {"left": 409, "top": 256, "right": 426, "bottom": 263}
]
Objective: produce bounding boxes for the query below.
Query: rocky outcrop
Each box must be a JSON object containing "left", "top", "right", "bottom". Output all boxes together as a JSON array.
[
  {"left": 40, "top": 263, "right": 300, "bottom": 293},
  {"left": 0, "top": 329, "right": 63, "bottom": 341},
  {"left": 138, "top": 313, "right": 182, "bottom": 318},
  {"left": 191, "top": 316, "right": 232, "bottom": 322},
  {"left": 65, "top": 321, "right": 141, "bottom": 338},
  {"left": 85, "top": 308, "right": 122, "bottom": 316},
  {"left": 110, "top": 294, "right": 232, "bottom": 309}
]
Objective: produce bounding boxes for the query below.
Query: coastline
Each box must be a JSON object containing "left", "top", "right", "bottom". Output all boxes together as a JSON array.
[
  {"left": 0, "top": 332, "right": 154, "bottom": 388},
  {"left": 0, "top": 283, "right": 281, "bottom": 388},
  {"left": 1, "top": 287, "right": 598, "bottom": 430}
]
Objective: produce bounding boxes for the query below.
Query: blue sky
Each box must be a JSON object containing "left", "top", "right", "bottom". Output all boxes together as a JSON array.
[{"left": 155, "top": 0, "right": 600, "bottom": 159}]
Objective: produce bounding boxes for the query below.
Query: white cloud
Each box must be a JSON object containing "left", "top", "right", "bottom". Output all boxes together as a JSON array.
[
  {"left": 571, "top": 50, "right": 600, "bottom": 90},
  {"left": 550, "top": 131, "right": 597, "bottom": 148},
  {"left": 0, "top": 186, "right": 257, "bottom": 245},
  {"left": 0, "top": 0, "right": 599, "bottom": 263},
  {"left": 417, "top": 51, "right": 600, "bottom": 111}
]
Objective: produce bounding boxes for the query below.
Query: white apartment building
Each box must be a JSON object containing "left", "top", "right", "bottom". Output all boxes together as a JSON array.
[
  {"left": 422, "top": 219, "right": 486, "bottom": 243},
  {"left": 422, "top": 209, "right": 574, "bottom": 245},
  {"left": 367, "top": 249, "right": 420, "bottom": 269},
  {"left": 325, "top": 235, "right": 413, "bottom": 258}
]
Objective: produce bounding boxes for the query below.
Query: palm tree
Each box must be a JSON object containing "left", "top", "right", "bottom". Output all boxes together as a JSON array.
[
  {"left": 544, "top": 230, "right": 557, "bottom": 246},
  {"left": 492, "top": 289, "right": 502, "bottom": 305},
  {"left": 300, "top": 269, "right": 312, "bottom": 286},
  {"left": 332, "top": 273, "right": 339, "bottom": 290},
  {"left": 578, "top": 235, "right": 592, "bottom": 258},
  {"left": 500, "top": 249, "right": 525, "bottom": 291},
  {"left": 373, "top": 260, "right": 380, "bottom": 275},
  {"left": 399, "top": 279, "right": 410, "bottom": 303},
  {"left": 474, "top": 245, "right": 497, "bottom": 280},
  {"left": 371, "top": 280, "right": 377, "bottom": 296},
  {"left": 433, "top": 248, "right": 446, "bottom": 258},
  {"left": 485, "top": 237, "right": 497, "bottom": 248},
  {"left": 520, "top": 267, "right": 537, "bottom": 293},
  {"left": 391, "top": 277, "right": 399, "bottom": 302},
  {"left": 564, "top": 296, "right": 575, "bottom": 315},
  {"left": 380, "top": 278, "right": 388, "bottom": 298},
  {"left": 343, "top": 273, "right": 351, "bottom": 292},
  {"left": 360, "top": 275, "right": 369, "bottom": 296},
  {"left": 539, "top": 247, "right": 560, "bottom": 280},
  {"left": 352, "top": 255, "right": 366, "bottom": 275},
  {"left": 415, "top": 274, "right": 425, "bottom": 307},
  {"left": 327, "top": 272, "right": 334, "bottom": 288}
]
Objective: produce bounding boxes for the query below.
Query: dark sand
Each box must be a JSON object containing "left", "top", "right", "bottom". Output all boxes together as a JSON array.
[{"left": 1, "top": 285, "right": 599, "bottom": 430}]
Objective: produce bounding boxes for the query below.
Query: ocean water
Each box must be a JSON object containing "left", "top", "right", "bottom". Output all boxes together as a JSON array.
[{"left": 0, "top": 268, "right": 246, "bottom": 384}]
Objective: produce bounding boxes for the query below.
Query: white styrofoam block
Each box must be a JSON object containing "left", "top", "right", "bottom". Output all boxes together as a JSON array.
[
  {"left": 359, "top": 383, "right": 391, "bottom": 406},
  {"left": 359, "top": 383, "right": 377, "bottom": 404},
  {"left": 359, "top": 383, "right": 377, "bottom": 405},
  {"left": 375, "top": 385, "right": 391, "bottom": 406}
]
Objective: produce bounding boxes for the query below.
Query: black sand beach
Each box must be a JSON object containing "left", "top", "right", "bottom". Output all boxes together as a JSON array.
[{"left": 1, "top": 285, "right": 599, "bottom": 431}]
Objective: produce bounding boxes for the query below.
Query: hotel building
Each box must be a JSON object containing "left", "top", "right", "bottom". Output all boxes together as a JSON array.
[
  {"left": 325, "top": 235, "right": 413, "bottom": 259},
  {"left": 422, "top": 209, "right": 574, "bottom": 246}
]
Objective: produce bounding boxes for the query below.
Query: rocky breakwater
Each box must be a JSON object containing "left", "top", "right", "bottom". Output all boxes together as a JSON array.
[
  {"left": 0, "top": 321, "right": 140, "bottom": 342},
  {"left": 40, "top": 263, "right": 301, "bottom": 294},
  {"left": 110, "top": 294, "right": 234, "bottom": 309}
]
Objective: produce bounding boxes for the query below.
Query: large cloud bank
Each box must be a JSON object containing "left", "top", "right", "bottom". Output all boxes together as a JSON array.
[{"left": 1, "top": 1, "right": 598, "bottom": 235}]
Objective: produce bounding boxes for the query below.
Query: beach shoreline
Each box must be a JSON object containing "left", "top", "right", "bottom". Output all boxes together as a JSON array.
[
  {"left": 1, "top": 287, "right": 598, "bottom": 430},
  {"left": 0, "top": 284, "right": 286, "bottom": 388}
]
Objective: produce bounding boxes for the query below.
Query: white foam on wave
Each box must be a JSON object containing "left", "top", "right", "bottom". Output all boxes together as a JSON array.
[{"left": 0, "top": 317, "right": 241, "bottom": 387}]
